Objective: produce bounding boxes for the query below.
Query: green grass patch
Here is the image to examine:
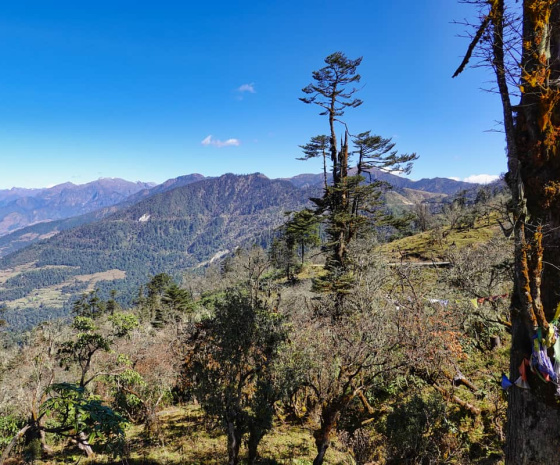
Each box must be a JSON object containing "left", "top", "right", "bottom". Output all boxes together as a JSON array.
[{"left": 381, "top": 217, "right": 501, "bottom": 262}]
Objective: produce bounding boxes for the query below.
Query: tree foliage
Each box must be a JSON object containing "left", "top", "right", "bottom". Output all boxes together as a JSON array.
[
  {"left": 0, "top": 307, "right": 137, "bottom": 464},
  {"left": 182, "top": 290, "right": 286, "bottom": 465}
]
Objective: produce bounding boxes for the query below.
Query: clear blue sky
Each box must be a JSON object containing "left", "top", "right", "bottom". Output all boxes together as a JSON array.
[{"left": 0, "top": 0, "right": 506, "bottom": 189}]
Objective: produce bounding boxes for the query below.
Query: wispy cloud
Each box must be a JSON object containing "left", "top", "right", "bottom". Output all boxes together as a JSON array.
[
  {"left": 237, "top": 83, "right": 256, "bottom": 93},
  {"left": 463, "top": 174, "right": 500, "bottom": 184},
  {"left": 201, "top": 135, "right": 240, "bottom": 148},
  {"left": 449, "top": 174, "right": 499, "bottom": 184}
]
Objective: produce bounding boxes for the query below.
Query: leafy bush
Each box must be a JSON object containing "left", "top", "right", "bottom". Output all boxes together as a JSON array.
[{"left": 0, "top": 414, "right": 23, "bottom": 447}]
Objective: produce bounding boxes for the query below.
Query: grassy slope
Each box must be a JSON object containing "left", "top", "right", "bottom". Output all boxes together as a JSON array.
[
  {"left": 125, "top": 406, "right": 351, "bottom": 465},
  {"left": 380, "top": 217, "right": 501, "bottom": 262}
]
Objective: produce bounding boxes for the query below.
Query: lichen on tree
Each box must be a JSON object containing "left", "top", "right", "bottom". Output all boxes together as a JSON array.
[{"left": 455, "top": 1, "right": 560, "bottom": 462}]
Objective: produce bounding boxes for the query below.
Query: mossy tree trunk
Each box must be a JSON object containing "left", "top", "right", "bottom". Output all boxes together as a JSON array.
[
  {"left": 505, "top": 2, "right": 560, "bottom": 463},
  {"left": 456, "top": 1, "right": 560, "bottom": 462},
  {"left": 312, "top": 406, "right": 339, "bottom": 465},
  {"left": 491, "top": 1, "right": 560, "bottom": 462}
]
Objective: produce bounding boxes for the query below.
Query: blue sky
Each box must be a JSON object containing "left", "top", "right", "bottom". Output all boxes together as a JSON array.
[{"left": 0, "top": 0, "right": 506, "bottom": 189}]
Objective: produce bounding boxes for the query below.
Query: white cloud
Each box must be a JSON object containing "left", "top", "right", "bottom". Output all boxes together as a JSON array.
[
  {"left": 201, "top": 135, "right": 240, "bottom": 148},
  {"left": 447, "top": 174, "right": 500, "bottom": 184},
  {"left": 463, "top": 174, "right": 500, "bottom": 184},
  {"left": 237, "top": 83, "right": 256, "bottom": 93}
]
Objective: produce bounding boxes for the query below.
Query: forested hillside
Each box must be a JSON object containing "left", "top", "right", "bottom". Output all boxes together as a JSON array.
[
  {"left": 0, "top": 167, "right": 483, "bottom": 331},
  {"left": 0, "top": 173, "right": 316, "bottom": 329},
  {"left": 0, "top": 171, "right": 475, "bottom": 260},
  {"left": 0, "top": 174, "right": 211, "bottom": 258}
]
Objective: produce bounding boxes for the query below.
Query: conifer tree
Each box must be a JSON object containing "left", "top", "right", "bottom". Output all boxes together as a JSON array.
[
  {"left": 300, "top": 52, "right": 417, "bottom": 310},
  {"left": 284, "top": 209, "right": 320, "bottom": 265}
]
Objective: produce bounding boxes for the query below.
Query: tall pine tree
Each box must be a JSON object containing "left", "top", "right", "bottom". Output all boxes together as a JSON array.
[
  {"left": 300, "top": 52, "right": 417, "bottom": 310},
  {"left": 299, "top": 52, "right": 417, "bottom": 465}
]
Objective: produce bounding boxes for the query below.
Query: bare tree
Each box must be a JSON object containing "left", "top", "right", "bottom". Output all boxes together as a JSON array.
[{"left": 279, "top": 242, "right": 405, "bottom": 465}]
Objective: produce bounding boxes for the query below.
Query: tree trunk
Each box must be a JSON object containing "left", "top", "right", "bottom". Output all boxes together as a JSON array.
[
  {"left": 312, "top": 407, "right": 339, "bottom": 465},
  {"left": 77, "top": 431, "right": 94, "bottom": 458},
  {"left": 247, "top": 429, "right": 263, "bottom": 465},
  {"left": 490, "top": 335, "right": 501, "bottom": 349},
  {"left": 226, "top": 421, "right": 242, "bottom": 465},
  {"left": 503, "top": 2, "right": 560, "bottom": 462},
  {"left": 506, "top": 387, "right": 560, "bottom": 463},
  {"left": 505, "top": 317, "right": 560, "bottom": 463},
  {"left": 24, "top": 423, "right": 53, "bottom": 459},
  {"left": 456, "top": 0, "right": 560, "bottom": 460},
  {"left": 313, "top": 440, "right": 329, "bottom": 465}
]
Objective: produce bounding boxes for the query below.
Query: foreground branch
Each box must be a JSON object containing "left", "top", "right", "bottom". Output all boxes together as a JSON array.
[{"left": 0, "top": 425, "right": 31, "bottom": 465}]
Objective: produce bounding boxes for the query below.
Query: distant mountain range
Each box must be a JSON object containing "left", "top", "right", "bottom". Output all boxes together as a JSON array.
[
  {"left": 0, "top": 170, "right": 483, "bottom": 330},
  {"left": 0, "top": 170, "right": 476, "bottom": 259},
  {"left": 0, "top": 170, "right": 474, "bottom": 239},
  {"left": 281, "top": 169, "right": 476, "bottom": 194},
  {"left": 0, "top": 178, "right": 155, "bottom": 236}
]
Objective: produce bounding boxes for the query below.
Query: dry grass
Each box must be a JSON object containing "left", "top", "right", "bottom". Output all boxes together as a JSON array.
[
  {"left": 0, "top": 263, "right": 36, "bottom": 285},
  {"left": 2, "top": 268, "right": 127, "bottom": 310},
  {"left": 73, "top": 269, "right": 127, "bottom": 291},
  {"left": 9, "top": 288, "right": 67, "bottom": 310}
]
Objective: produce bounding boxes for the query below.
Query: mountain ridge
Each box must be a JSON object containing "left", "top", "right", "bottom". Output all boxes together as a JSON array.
[
  {"left": 0, "top": 171, "right": 481, "bottom": 258},
  {"left": 280, "top": 169, "right": 477, "bottom": 194},
  {"left": 0, "top": 178, "right": 155, "bottom": 236}
]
